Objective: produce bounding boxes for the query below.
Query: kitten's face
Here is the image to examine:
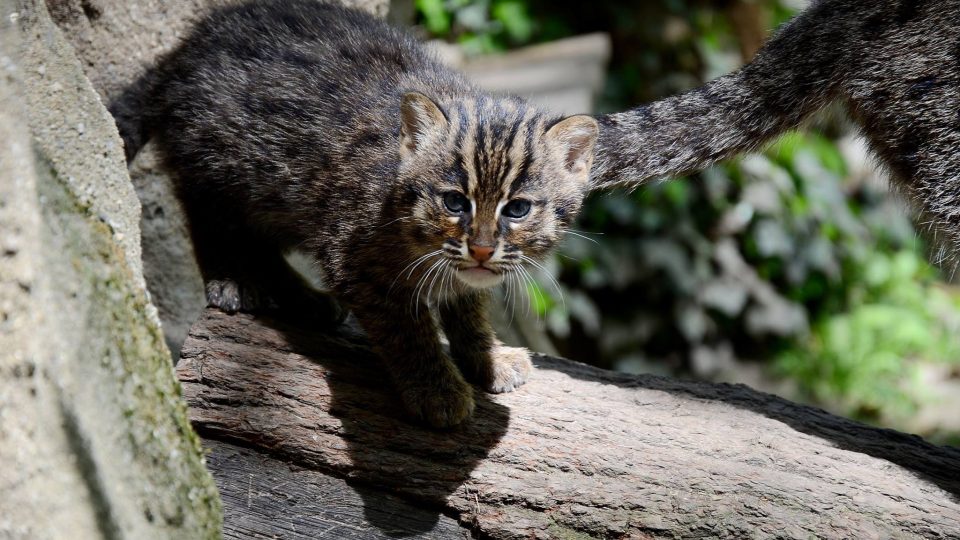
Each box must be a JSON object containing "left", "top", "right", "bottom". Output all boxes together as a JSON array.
[{"left": 396, "top": 93, "right": 598, "bottom": 292}]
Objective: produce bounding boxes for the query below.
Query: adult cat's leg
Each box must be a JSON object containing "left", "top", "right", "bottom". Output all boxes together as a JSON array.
[
  {"left": 344, "top": 283, "right": 475, "bottom": 428},
  {"left": 439, "top": 292, "right": 531, "bottom": 393}
]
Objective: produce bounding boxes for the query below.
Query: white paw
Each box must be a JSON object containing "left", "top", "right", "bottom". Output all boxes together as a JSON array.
[{"left": 484, "top": 345, "right": 532, "bottom": 393}]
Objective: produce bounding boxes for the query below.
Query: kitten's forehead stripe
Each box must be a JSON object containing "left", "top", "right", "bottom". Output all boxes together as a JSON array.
[
  {"left": 448, "top": 105, "right": 470, "bottom": 192},
  {"left": 509, "top": 113, "right": 539, "bottom": 197},
  {"left": 513, "top": 108, "right": 541, "bottom": 193},
  {"left": 494, "top": 118, "right": 519, "bottom": 200},
  {"left": 461, "top": 100, "right": 479, "bottom": 195},
  {"left": 454, "top": 99, "right": 540, "bottom": 207},
  {"left": 499, "top": 113, "right": 528, "bottom": 200},
  {"left": 472, "top": 103, "right": 489, "bottom": 201},
  {"left": 444, "top": 104, "right": 461, "bottom": 150}
]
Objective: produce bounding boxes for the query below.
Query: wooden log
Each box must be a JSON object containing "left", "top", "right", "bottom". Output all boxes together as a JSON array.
[
  {"left": 205, "top": 439, "right": 469, "bottom": 539},
  {"left": 178, "top": 309, "right": 960, "bottom": 539}
]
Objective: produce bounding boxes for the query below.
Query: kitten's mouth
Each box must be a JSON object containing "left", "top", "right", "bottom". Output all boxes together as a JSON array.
[{"left": 455, "top": 264, "right": 504, "bottom": 288}]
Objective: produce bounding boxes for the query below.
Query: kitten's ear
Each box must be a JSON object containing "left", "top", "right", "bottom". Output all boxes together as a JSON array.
[
  {"left": 545, "top": 115, "right": 599, "bottom": 180},
  {"left": 399, "top": 92, "right": 448, "bottom": 158}
]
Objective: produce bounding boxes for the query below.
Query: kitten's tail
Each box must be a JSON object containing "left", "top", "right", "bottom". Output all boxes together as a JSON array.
[{"left": 590, "top": 0, "right": 865, "bottom": 189}]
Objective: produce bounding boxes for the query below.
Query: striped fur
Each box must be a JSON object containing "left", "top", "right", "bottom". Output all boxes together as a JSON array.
[
  {"left": 117, "top": 0, "right": 597, "bottom": 427},
  {"left": 591, "top": 0, "right": 960, "bottom": 255}
]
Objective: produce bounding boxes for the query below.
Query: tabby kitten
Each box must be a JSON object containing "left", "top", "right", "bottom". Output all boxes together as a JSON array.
[
  {"left": 592, "top": 0, "right": 960, "bottom": 249},
  {"left": 118, "top": 0, "right": 597, "bottom": 427}
]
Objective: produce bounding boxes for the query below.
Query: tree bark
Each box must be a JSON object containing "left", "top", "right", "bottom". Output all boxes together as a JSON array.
[{"left": 178, "top": 309, "right": 960, "bottom": 539}]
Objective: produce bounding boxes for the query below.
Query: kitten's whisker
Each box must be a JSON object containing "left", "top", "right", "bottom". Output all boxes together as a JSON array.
[
  {"left": 501, "top": 272, "right": 512, "bottom": 316},
  {"left": 406, "top": 250, "right": 443, "bottom": 279},
  {"left": 564, "top": 231, "right": 599, "bottom": 245},
  {"left": 426, "top": 259, "right": 448, "bottom": 304},
  {"left": 565, "top": 228, "right": 602, "bottom": 236},
  {"left": 444, "top": 261, "right": 455, "bottom": 297},
  {"left": 415, "top": 259, "right": 444, "bottom": 316},
  {"left": 501, "top": 265, "right": 520, "bottom": 318},
  {"left": 521, "top": 255, "right": 565, "bottom": 312},
  {"left": 525, "top": 271, "right": 538, "bottom": 321},
  {"left": 377, "top": 216, "right": 410, "bottom": 228},
  {"left": 507, "top": 270, "right": 519, "bottom": 328},
  {"left": 503, "top": 266, "right": 519, "bottom": 317},
  {"left": 399, "top": 250, "right": 441, "bottom": 280},
  {"left": 518, "top": 265, "right": 545, "bottom": 323},
  {"left": 511, "top": 265, "right": 531, "bottom": 319},
  {"left": 391, "top": 250, "right": 442, "bottom": 298},
  {"left": 413, "top": 258, "right": 445, "bottom": 317},
  {"left": 397, "top": 249, "right": 443, "bottom": 279}
]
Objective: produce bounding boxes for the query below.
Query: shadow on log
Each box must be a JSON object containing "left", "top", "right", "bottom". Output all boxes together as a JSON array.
[{"left": 178, "top": 309, "right": 960, "bottom": 539}]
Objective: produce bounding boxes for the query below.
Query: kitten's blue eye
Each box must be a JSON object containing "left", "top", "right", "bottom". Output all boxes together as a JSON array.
[
  {"left": 443, "top": 192, "right": 469, "bottom": 214},
  {"left": 502, "top": 199, "right": 531, "bottom": 219}
]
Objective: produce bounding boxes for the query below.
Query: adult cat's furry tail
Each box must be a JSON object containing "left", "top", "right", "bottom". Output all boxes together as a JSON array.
[{"left": 590, "top": 0, "right": 960, "bottom": 199}]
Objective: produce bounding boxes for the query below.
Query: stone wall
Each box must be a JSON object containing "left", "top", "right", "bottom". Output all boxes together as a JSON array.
[{"left": 0, "top": 0, "right": 221, "bottom": 537}]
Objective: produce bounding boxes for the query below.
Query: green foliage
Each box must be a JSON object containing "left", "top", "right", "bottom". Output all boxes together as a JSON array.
[
  {"left": 555, "top": 132, "right": 922, "bottom": 368},
  {"left": 777, "top": 252, "right": 960, "bottom": 420},
  {"left": 414, "top": 0, "right": 538, "bottom": 54}
]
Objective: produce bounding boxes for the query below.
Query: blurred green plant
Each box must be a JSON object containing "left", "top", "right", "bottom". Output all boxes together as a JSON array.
[
  {"left": 776, "top": 252, "right": 960, "bottom": 420},
  {"left": 555, "top": 132, "right": 915, "bottom": 362},
  {"left": 415, "top": 0, "right": 537, "bottom": 54}
]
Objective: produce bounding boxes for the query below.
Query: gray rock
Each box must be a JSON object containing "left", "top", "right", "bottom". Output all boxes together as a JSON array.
[
  {"left": 0, "top": 0, "right": 220, "bottom": 537},
  {"left": 129, "top": 142, "right": 205, "bottom": 359}
]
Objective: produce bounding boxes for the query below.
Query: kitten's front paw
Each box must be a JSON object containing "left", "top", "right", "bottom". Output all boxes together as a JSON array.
[
  {"left": 399, "top": 369, "right": 475, "bottom": 428},
  {"left": 484, "top": 345, "right": 532, "bottom": 394}
]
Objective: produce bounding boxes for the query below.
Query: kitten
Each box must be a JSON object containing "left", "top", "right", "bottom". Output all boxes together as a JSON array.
[
  {"left": 116, "top": 0, "right": 598, "bottom": 427},
  {"left": 592, "top": 0, "right": 960, "bottom": 248}
]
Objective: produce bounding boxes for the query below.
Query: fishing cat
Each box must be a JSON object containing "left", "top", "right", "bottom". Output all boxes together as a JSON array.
[
  {"left": 115, "top": 0, "right": 598, "bottom": 427},
  {"left": 592, "top": 0, "right": 960, "bottom": 250}
]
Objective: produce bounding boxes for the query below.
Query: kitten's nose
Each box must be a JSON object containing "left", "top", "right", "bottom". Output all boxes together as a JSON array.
[{"left": 468, "top": 244, "right": 495, "bottom": 263}]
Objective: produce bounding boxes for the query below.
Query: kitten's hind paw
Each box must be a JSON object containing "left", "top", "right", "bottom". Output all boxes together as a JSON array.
[
  {"left": 205, "top": 278, "right": 345, "bottom": 326},
  {"left": 399, "top": 370, "right": 476, "bottom": 428},
  {"left": 206, "top": 278, "right": 264, "bottom": 314},
  {"left": 484, "top": 345, "right": 532, "bottom": 394}
]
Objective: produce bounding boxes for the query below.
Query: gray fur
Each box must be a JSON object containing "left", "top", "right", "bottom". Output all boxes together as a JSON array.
[{"left": 592, "top": 0, "right": 960, "bottom": 246}]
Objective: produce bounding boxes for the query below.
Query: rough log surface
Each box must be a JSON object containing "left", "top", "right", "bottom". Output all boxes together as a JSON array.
[
  {"left": 179, "top": 309, "right": 960, "bottom": 539},
  {"left": 206, "top": 439, "right": 469, "bottom": 539}
]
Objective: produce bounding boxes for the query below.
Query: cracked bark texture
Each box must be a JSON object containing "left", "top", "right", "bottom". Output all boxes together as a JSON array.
[{"left": 179, "top": 309, "right": 960, "bottom": 539}]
